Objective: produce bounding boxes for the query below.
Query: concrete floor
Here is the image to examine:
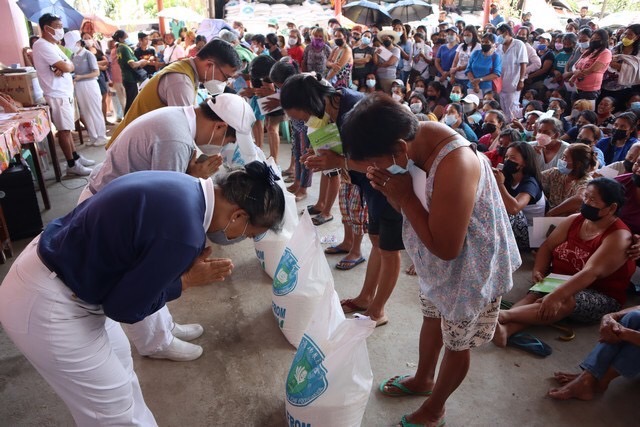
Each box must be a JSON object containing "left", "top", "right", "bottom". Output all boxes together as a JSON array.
[{"left": 0, "top": 126, "right": 638, "bottom": 427}]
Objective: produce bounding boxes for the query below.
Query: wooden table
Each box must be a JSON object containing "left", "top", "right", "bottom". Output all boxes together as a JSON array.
[{"left": 0, "top": 107, "right": 61, "bottom": 209}]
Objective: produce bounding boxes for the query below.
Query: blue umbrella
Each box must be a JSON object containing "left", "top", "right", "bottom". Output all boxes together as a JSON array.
[
  {"left": 342, "top": 1, "right": 393, "bottom": 27},
  {"left": 16, "top": 0, "right": 84, "bottom": 30},
  {"left": 387, "top": 0, "right": 434, "bottom": 22}
]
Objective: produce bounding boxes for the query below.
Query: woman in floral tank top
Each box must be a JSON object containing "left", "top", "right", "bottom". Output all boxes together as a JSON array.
[{"left": 340, "top": 93, "right": 521, "bottom": 427}]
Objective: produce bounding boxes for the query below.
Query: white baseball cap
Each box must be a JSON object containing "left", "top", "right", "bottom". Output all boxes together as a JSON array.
[
  {"left": 206, "top": 94, "right": 255, "bottom": 135},
  {"left": 462, "top": 94, "right": 480, "bottom": 106}
]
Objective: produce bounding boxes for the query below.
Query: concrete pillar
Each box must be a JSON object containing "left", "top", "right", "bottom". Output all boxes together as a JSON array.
[{"left": 0, "top": 1, "right": 30, "bottom": 66}]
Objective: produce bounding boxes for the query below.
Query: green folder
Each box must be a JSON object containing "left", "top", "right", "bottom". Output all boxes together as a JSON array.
[
  {"left": 308, "top": 123, "right": 343, "bottom": 155},
  {"left": 529, "top": 273, "right": 572, "bottom": 294}
]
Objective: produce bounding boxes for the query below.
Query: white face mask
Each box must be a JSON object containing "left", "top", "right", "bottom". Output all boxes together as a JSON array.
[
  {"left": 156, "top": 45, "right": 165, "bottom": 53},
  {"left": 198, "top": 125, "right": 227, "bottom": 155},
  {"left": 288, "top": 37, "right": 298, "bottom": 46},
  {"left": 392, "top": 93, "right": 403, "bottom": 102},
  {"left": 366, "top": 79, "right": 376, "bottom": 88},
  {"left": 73, "top": 44, "right": 83, "bottom": 55},
  {"left": 203, "top": 63, "right": 227, "bottom": 96},
  {"left": 47, "top": 26, "right": 65, "bottom": 41},
  {"left": 414, "top": 87, "right": 424, "bottom": 94},
  {"left": 409, "top": 103, "right": 422, "bottom": 113}
]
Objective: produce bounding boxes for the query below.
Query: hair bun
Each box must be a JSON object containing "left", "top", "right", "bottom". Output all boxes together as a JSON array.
[{"left": 245, "top": 161, "right": 280, "bottom": 187}]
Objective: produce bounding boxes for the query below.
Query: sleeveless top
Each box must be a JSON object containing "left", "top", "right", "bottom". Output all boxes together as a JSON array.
[
  {"left": 107, "top": 60, "right": 197, "bottom": 147},
  {"left": 402, "top": 138, "right": 522, "bottom": 321},
  {"left": 551, "top": 215, "right": 635, "bottom": 305}
]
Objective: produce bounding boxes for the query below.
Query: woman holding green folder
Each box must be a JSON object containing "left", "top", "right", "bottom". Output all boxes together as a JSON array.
[{"left": 493, "top": 178, "right": 636, "bottom": 348}]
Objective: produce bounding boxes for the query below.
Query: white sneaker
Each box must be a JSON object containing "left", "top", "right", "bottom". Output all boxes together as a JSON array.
[
  {"left": 77, "top": 154, "right": 96, "bottom": 167},
  {"left": 92, "top": 138, "right": 109, "bottom": 147},
  {"left": 66, "top": 163, "right": 92, "bottom": 176},
  {"left": 147, "top": 337, "right": 203, "bottom": 362},
  {"left": 84, "top": 139, "right": 95, "bottom": 147},
  {"left": 171, "top": 323, "right": 204, "bottom": 341}
]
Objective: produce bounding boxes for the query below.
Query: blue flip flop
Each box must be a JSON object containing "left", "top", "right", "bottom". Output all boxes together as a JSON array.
[
  {"left": 379, "top": 375, "right": 432, "bottom": 397},
  {"left": 399, "top": 415, "right": 446, "bottom": 427},
  {"left": 507, "top": 332, "right": 552, "bottom": 357}
]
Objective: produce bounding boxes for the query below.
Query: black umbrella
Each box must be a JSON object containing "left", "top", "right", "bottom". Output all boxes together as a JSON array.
[
  {"left": 342, "top": 1, "right": 393, "bottom": 27},
  {"left": 387, "top": 0, "right": 434, "bottom": 23}
]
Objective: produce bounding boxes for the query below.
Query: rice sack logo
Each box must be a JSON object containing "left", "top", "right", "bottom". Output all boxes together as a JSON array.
[
  {"left": 273, "top": 247, "right": 299, "bottom": 296},
  {"left": 286, "top": 335, "right": 328, "bottom": 406}
]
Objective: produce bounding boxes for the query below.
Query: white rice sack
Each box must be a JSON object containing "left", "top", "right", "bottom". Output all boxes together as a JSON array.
[
  {"left": 254, "top": 157, "right": 298, "bottom": 278},
  {"left": 272, "top": 211, "right": 329, "bottom": 347},
  {"left": 284, "top": 287, "right": 376, "bottom": 427}
]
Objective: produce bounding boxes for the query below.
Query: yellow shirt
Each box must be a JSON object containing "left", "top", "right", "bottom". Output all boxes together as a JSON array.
[{"left": 107, "top": 60, "right": 198, "bottom": 148}]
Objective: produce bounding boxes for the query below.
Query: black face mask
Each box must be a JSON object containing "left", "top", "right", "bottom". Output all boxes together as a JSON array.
[
  {"left": 516, "top": 36, "right": 527, "bottom": 43},
  {"left": 620, "top": 160, "right": 634, "bottom": 174},
  {"left": 589, "top": 40, "right": 602, "bottom": 50},
  {"left": 490, "top": 8, "right": 497, "bottom": 14},
  {"left": 497, "top": 146, "right": 508, "bottom": 157},
  {"left": 383, "top": 39, "right": 392, "bottom": 48},
  {"left": 502, "top": 159, "right": 520, "bottom": 176},
  {"left": 483, "top": 123, "right": 497, "bottom": 134},
  {"left": 334, "top": 39, "right": 344, "bottom": 47},
  {"left": 580, "top": 203, "right": 604, "bottom": 222},
  {"left": 632, "top": 173, "right": 640, "bottom": 187},
  {"left": 563, "top": 47, "right": 573, "bottom": 53},
  {"left": 481, "top": 44, "right": 492, "bottom": 52},
  {"left": 612, "top": 129, "right": 628, "bottom": 141},
  {"left": 265, "top": 43, "right": 271, "bottom": 49}
]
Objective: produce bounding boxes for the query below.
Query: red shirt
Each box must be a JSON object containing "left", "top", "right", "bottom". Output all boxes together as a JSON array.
[
  {"left": 552, "top": 215, "right": 635, "bottom": 305},
  {"left": 615, "top": 173, "right": 640, "bottom": 235},
  {"left": 288, "top": 45, "right": 304, "bottom": 67},
  {"left": 485, "top": 148, "right": 505, "bottom": 168}
]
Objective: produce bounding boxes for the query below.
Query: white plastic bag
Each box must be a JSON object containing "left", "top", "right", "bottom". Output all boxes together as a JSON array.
[
  {"left": 284, "top": 287, "right": 376, "bottom": 427},
  {"left": 272, "top": 211, "right": 329, "bottom": 347},
  {"left": 221, "top": 133, "right": 266, "bottom": 168},
  {"left": 254, "top": 157, "right": 298, "bottom": 278}
]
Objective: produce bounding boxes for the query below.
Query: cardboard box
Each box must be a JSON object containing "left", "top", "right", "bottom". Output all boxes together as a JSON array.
[{"left": 0, "top": 71, "right": 44, "bottom": 107}]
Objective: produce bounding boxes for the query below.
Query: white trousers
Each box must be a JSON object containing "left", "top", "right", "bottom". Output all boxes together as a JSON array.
[
  {"left": 77, "top": 185, "right": 175, "bottom": 356},
  {"left": 0, "top": 239, "right": 157, "bottom": 426},
  {"left": 75, "top": 80, "right": 107, "bottom": 143},
  {"left": 500, "top": 90, "right": 523, "bottom": 122},
  {"left": 112, "top": 82, "right": 126, "bottom": 120}
]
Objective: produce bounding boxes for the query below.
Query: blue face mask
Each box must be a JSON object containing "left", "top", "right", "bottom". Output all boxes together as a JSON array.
[
  {"left": 496, "top": 35, "right": 505, "bottom": 44},
  {"left": 556, "top": 159, "right": 572, "bottom": 175},
  {"left": 386, "top": 154, "right": 412, "bottom": 175},
  {"left": 631, "top": 101, "right": 640, "bottom": 110},
  {"left": 207, "top": 218, "right": 248, "bottom": 245},
  {"left": 522, "top": 99, "right": 530, "bottom": 107}
]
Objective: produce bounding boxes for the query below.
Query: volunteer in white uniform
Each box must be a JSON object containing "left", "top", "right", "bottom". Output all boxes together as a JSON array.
[
  {"left": 496, "top": 24, "right": 528, "bottom": 121},
  {"left": 64, "top": 31, "right": 108, "bottom": 146},
  {"left": 32, "top": 13, "right": 94, "bottom": 176},
  {"left": 0, "top": 164, "right": 285, "bottom": 425},
  {"left": 79, "top": 93, "right": 256, "bottom": 362}
]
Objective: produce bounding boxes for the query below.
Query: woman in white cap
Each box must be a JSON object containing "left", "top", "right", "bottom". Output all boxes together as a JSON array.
[
  {"left": 79, "top": 93, "right": 256, "bottom": 362},
  {"left": 65, "top": 30, "right": 109, "bottom": 146},
  {"left": 374, "top": 29, "right": 401, "bottom": 93}
]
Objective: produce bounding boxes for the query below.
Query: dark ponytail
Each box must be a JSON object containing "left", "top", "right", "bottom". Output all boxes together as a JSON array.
[{"left": 280, "top": 73, "right": 336, "bottom": 118}]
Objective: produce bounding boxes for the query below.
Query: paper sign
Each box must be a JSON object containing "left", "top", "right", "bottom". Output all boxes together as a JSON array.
[
  {"left": 598, "top": 166, "right": 618, "bottom": 179},
  {"left": 258, "top": 93, "right": 282, "bottom": 115},
  {"left": 308, "top": 123, "right": 343, "bottom": 155},
  {"left": 377, "top": 46, "right": 393, "bottom": 62},
  {"left": 529, "top": 273, "right": 572, "bottom": 293},
  {"left": 529, "top": 217, "right": 565, "bottom": 248}
]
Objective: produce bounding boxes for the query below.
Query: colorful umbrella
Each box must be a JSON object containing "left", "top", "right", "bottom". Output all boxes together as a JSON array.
[
  {"left": 342, "top": 0, "right": 393, "bottom": 27},
  {"left": 16, "top": 0, "right": 84, "bottom": 30},
  {"left": 157, "top": 6, "right": 205, "bottom": 23},
  {"left": 81, "top": 14, "right": 118, "bottom": 36}
]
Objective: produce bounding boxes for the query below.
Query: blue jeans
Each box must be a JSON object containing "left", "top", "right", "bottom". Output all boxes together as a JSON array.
[{"left": 581, "top": 310, "right": 640, "bottom": 379}]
